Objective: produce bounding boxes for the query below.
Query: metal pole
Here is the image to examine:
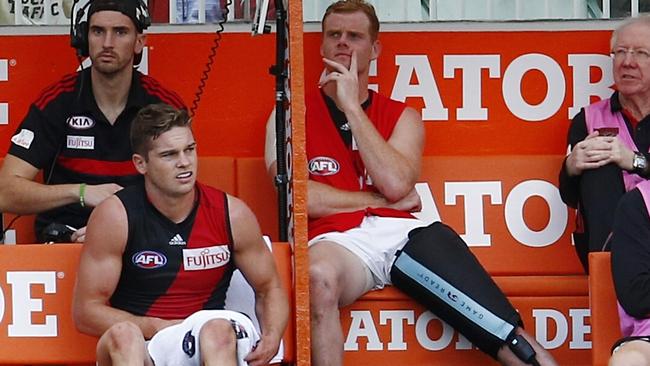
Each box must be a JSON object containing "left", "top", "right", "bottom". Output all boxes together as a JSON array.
[{"left": 273, "top": 0, "right": 289, "bottom": 241}]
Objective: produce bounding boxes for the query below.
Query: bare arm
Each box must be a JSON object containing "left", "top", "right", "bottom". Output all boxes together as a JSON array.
[
  {"left": 0, "top": 154, "right": 80, "bottom": 214},
  {"left": 321, "top": 52, "right": 424, "bottom": 201},
  {"left": 343, "top": 102, "right": 423, "bottom": 201},
  {"left": 228, "top": 195, "right": 288, "bottom": 366},
  {"left": 307, "top": 180, "right": 420, "bottom": 218},
  {"left": 351, "top": 106, "right": 423, "bottom": 200},
  {"left": 264, "top": 109, "right": 278, "bottom": 180},
  {"left": 0, "top": 154, "right": 123, "bottom": 215},
  {"left": 72, "top": 196, "right": 176, "bottom": 339},
  {"left": 264, "top": 112, "right": 420, "bottom": 218}
]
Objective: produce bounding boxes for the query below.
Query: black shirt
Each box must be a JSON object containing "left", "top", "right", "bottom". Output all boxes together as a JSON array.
[
  {"left": 8, "top": 67, "right": 185, "bottom": 238},
  {"left": 611, "top": 188, "right": 650, "bottom": 318}
]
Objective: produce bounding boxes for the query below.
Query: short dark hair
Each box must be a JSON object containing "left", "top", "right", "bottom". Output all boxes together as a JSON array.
[
  {"left": 130, "top": 104, "right": 191, "bottom": 158},
  {"left": 322, "top": 0, "right": 379, "bottom": 41}
]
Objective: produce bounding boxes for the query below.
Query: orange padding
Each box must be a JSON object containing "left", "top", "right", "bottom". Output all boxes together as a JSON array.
[
  {"left": 5, "top": 154, "right": 584, "bottom": 276},
  {"left": 4, "top": 156, "right": 280, "bottom": 244},
  {"left": 0, "top": 242, "right": 294, "bottom": 365},
  {"left": 589, "top": 252, "right": 621, "bottom": 366},
  {"left": 271, "top": 241, "right": 296, "bottom": 364},
  {"left": 341, "top": 275, "right": 590, "bottom": 366}
]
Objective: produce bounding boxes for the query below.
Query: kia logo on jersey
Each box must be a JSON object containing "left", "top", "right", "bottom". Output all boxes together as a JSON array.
[
  {"left": 132, "top": 251, "right": 167, "bottom": 269},
  {"left": 66, "top": 116, "right": 95, "bottom": 130},
  {"left": 309, "top": 156, "right": 340, "bottom": 176}
]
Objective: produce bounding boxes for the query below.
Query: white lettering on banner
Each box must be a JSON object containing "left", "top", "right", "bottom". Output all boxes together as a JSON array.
[
  {"left": 369, "top": 59, "right": 378, "bottom": 92},
  {"left": 390, "top": 53, "right": 612, "bottom": 122},
  {"left": 504, "top": 180, "right": 567, "bottom": 247},
  {"left": 380, "top": 310, "right": 415, "bottom": 350},
  {"left": 413, "top": 182, "right": 441, "bottom": 225},
  {"left": 3, "top": 52, "right": 611, "bottom": 128},
  {"left": 414, "top": 311, "right": 454, "bottom": 351},
  {"left": 503, "top": 54, "right": 566, "bottom": 122},
  {"left": 0, "top": 281, "right": 4, "bottom": 324},
  {"left": 417, "top": 179, "right": 568, "bottom": 247},
  {"left": 392, "top": 55, "right": 449, "bottom": 120},
  {"left": 4, "top": 271, "right": 58, "bottom": 337},
  {"left": 444, "top": 181, "right": 503, "bottom": 247},
  {"left": 533, "top": 309, "right": 591, "bottom": 350},
  {"left": 345, "top": 308, "right": 591, "bottom": 352},
  {"left": 443, "top": 55, "right": 501, "bottom": 121},
  {"left": 569, "top": 309, "right": 591, "bottom": 349},
  {"left": 456, "top": 333, "right": 474, "bottom": 350},
  {"left": 344, "top": 310, "right": 383, "bottom": 351},
  {"left": 569, "top": 54, "right": 614, "bottom": 118},
  {"left": 0, "top": 59, "right": 7, "bottom": 125}
]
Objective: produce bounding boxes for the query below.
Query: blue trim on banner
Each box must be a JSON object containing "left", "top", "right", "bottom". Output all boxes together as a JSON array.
[{"left": 394, "top": 252, "right": 514, "bottom": 341}]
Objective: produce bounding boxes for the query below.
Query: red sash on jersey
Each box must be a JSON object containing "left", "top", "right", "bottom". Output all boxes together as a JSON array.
[{"left": 306, "top": 89, "right": 414, "bottom": 239}]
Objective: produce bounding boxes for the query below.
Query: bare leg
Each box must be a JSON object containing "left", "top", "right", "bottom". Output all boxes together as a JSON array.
[
  {"left": 609, "top": 340, "right": 650, "bottom": 366},
  {"left": 496, "top": 327, "right": 558, "bottom": 366},
  {"left": 96, "top": 321, "right": 147, "bottom": 366},
  {"left": 200, "top": 318, "right": 237, "bottom": 366},
  {"left": 309, "top": 242, "right": 375, "bottom": 366}
]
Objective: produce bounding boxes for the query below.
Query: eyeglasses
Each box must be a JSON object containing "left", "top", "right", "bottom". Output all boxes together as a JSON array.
[{"left": 611, "top": 47, "right": 650, "bottom": 62}]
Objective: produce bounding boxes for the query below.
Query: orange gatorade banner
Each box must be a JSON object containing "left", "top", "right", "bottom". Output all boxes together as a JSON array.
[
  {"left": 417, "top": 155, "right": 583, "bottom": 275},
  {"left": 341, "top": 292, "right": 590, "bottom": 365},
  {"left": 303, "top": 29, "right": 613, "bottom": 156},
  {"left": 0, "top": 30, "right": 612, "bottom": 269},
  {"left": 0, "top": 29, "right": 608, "bottom": 270},
  {"left": 0, "top": 32, "right": 277, "bottom": 157},
  {"left": 0, "top": 29, "right": 612, "bottom": 157},
  {"left": 0, "top": 27, "right": 618, "bottom": 365},
  {"left": 0, "top": 244, "right": 96, "bottom": 363}
]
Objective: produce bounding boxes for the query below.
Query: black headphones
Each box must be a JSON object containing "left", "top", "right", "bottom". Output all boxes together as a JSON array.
[{"left": 70, "top": 0, "right": 151, "bottom": 57}]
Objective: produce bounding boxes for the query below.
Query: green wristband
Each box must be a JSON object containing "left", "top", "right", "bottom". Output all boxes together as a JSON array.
[{"left": 79, "top": 183, "right": 86, "bottom": 208}]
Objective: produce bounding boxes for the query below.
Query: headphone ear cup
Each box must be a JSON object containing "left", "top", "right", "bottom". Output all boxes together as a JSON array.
[
  {"left": 70, "top": 0, "right": 92, "bottom": 58},
  {"left": 75, "top": 21, "right": 89, "bottom": 57}
]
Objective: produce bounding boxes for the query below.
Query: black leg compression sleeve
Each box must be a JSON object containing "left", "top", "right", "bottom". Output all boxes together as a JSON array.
[{"left": 390, "top": 222, "right": 522, "bottom": 359}]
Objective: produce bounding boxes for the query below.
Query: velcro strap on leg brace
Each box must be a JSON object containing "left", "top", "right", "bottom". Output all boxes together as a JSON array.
[{"left": 390, "top": 222, "right": 521, "bottom": 358}]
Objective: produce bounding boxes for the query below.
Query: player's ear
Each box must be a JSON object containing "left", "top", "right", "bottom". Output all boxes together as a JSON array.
[
  {"left": 134, "top": 33, "right": 146, "bottom": 56},
  {"left": 132, "top": 153, "right": 147, "bottom": 175},
  {"left": 371, "top": 39, "right": 381, "bottom": 60}
]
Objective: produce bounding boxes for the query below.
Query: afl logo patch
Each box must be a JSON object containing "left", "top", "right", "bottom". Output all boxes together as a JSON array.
[
  {"left": 308, "top": 156, "right": 340, "bottom": 176},
  {"left": 66, "top": 116, "right": 95, "bottom": 129},
  {"left": 132, "top": 251, "right": 167, "bottom": 269}
]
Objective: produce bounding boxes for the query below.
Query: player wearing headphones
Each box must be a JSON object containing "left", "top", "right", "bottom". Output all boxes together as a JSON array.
[{"left": 0, "top": 0, "right": 185, "bottom": 243}]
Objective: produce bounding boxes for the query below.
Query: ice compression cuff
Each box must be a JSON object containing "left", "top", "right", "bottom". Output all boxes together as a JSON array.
[{"left": 390, "top": 222, "right": 522, "bottom": 359}]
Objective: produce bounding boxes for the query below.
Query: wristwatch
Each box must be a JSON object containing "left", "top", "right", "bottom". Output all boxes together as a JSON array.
[{"left": 633, "top": 152, "right": 648, "bottom": 174}]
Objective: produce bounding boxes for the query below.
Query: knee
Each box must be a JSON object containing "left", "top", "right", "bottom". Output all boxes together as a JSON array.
[
  {"left": 610, "top": 349, "right": 649, "bottom": 366},
  {"left": 199, "top": 319, "right": 237, "bottom": 351},
  {"left": 100, "top": 321, "right": 143, "bottom": 353},
  {"left": 309, "top": 261, "right": 340, "bottom": 311}
]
